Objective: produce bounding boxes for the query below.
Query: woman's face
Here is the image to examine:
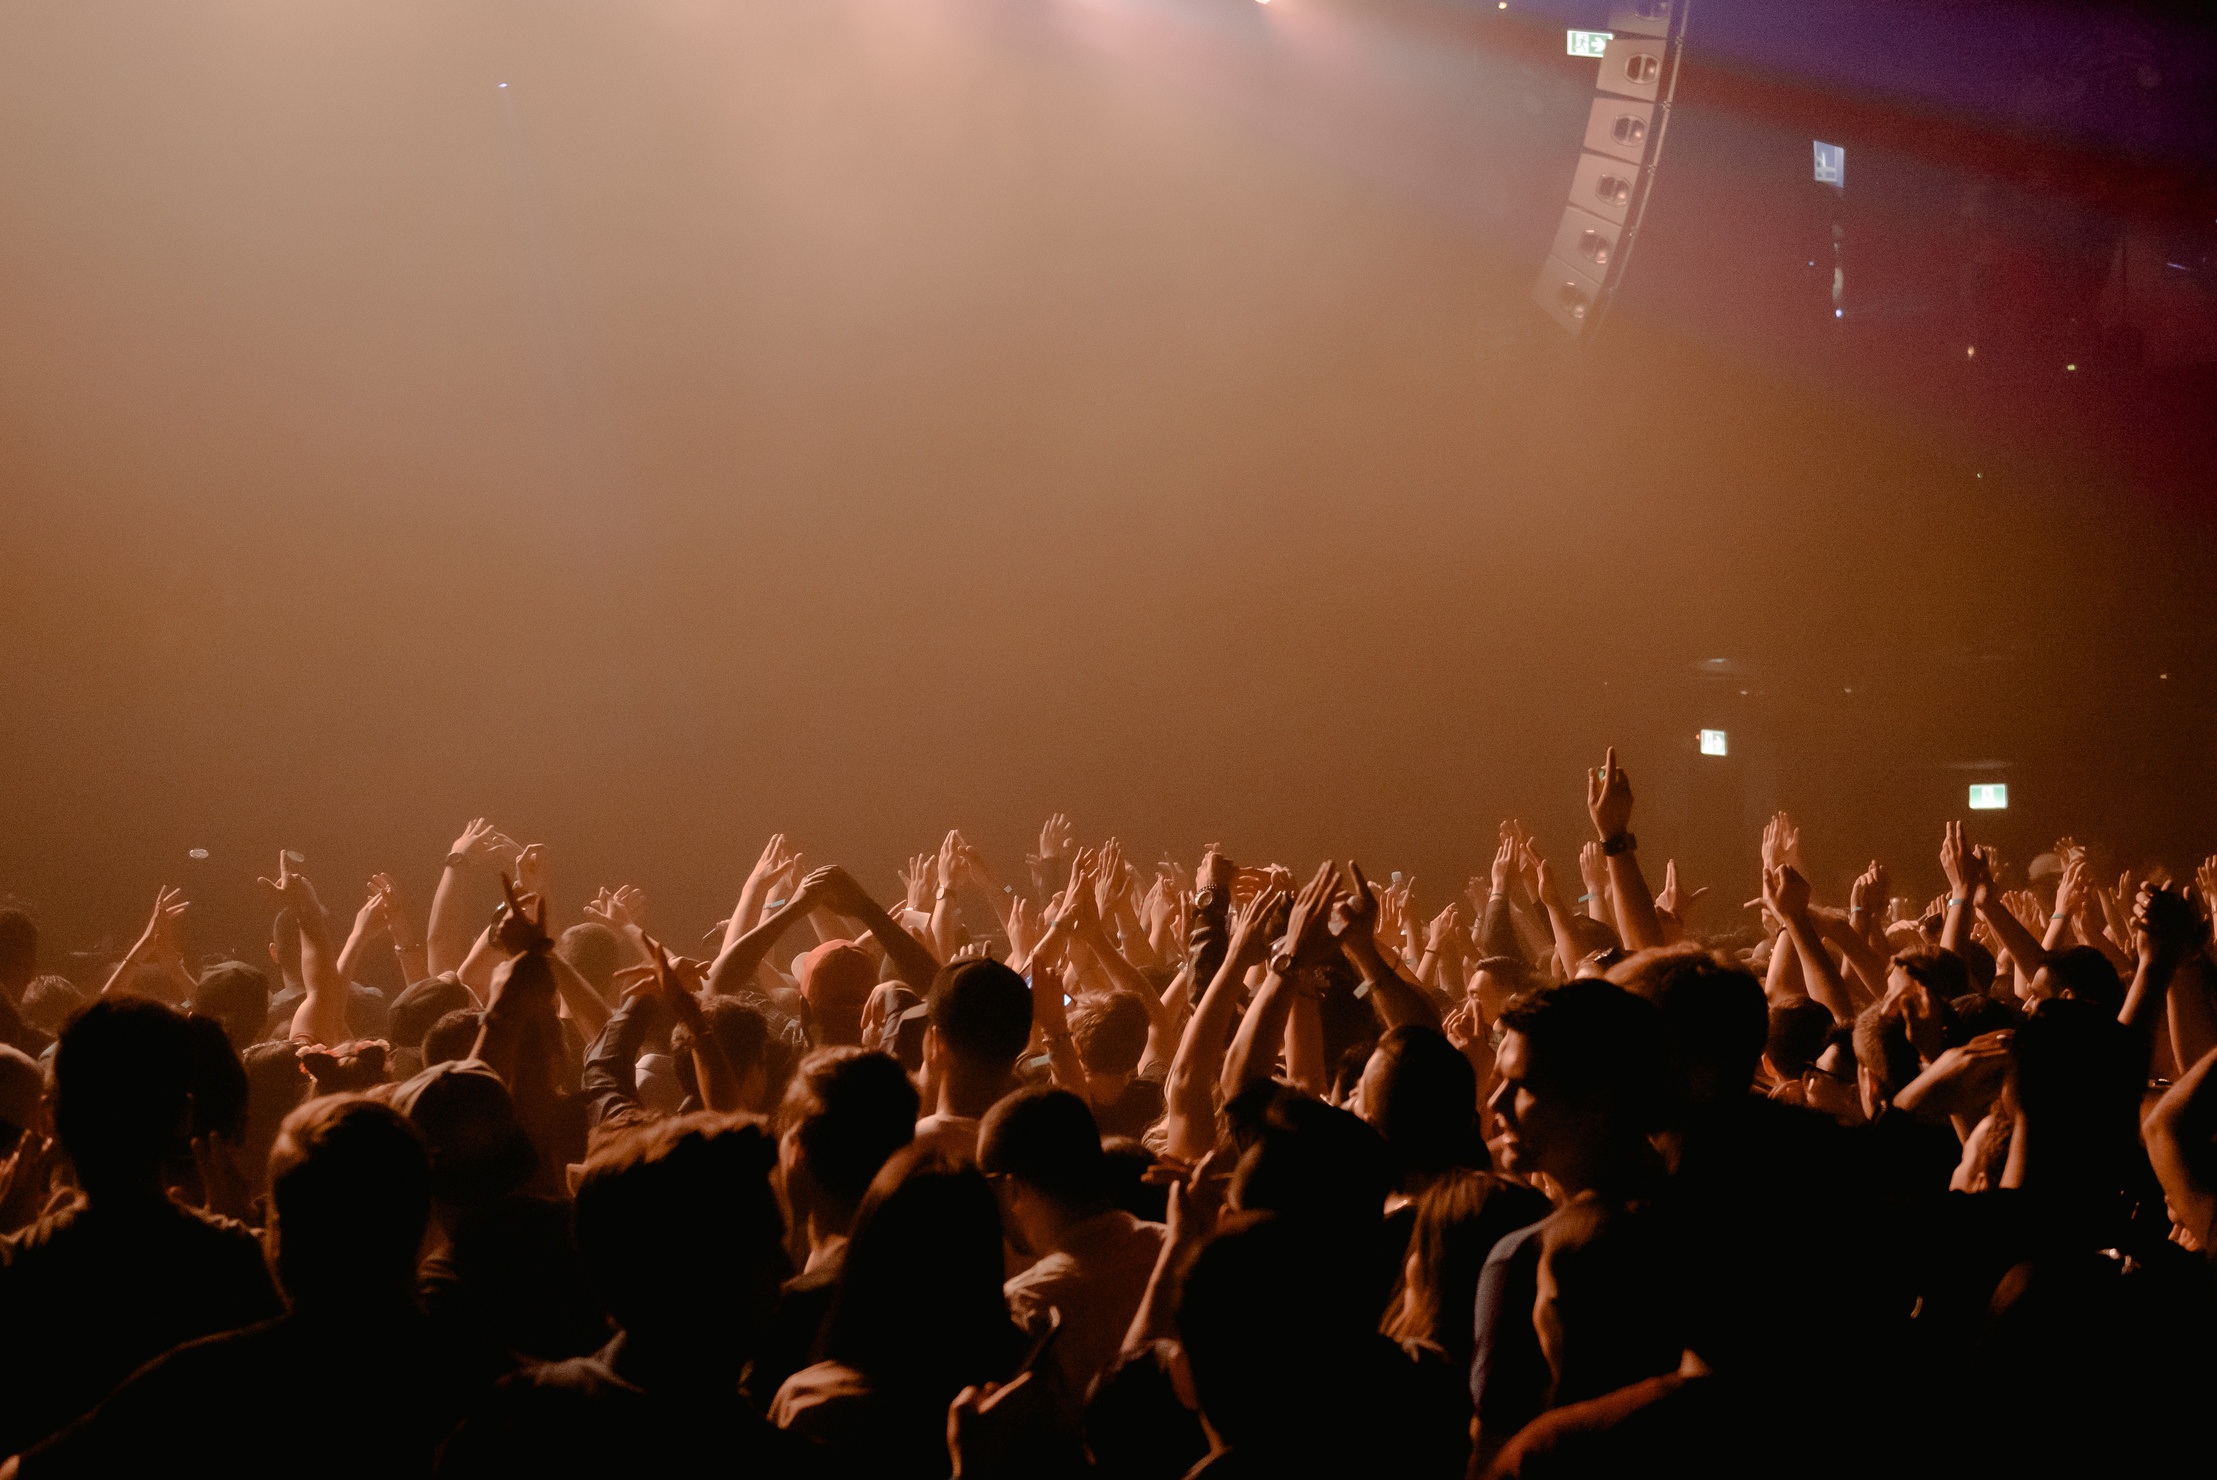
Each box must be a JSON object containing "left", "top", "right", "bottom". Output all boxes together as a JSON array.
[{"left": 1802, "top": 1043, "right": 1865, "bottom": 1126}]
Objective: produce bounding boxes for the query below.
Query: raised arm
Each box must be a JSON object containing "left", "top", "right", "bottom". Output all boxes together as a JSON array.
[
  {"left": 372, "top": 873, "right": 429, "bottom": 985},
  {"left": 1764, "top": 864, "right": 1857, "bottom": 1027},
  {"left": 818, "top": 866, "right": 942, "bottom": 991},
  {"left": 256, "top": 854, "right": 348, "bottom": 1046},
  {"left": 2124, "top": 884, "right": 2204, "bottom": 1078},
  {"left": 1164, "top": 888, "right": 1284, "bottom": 1161},
  {"left": 100, "top": 886, "right": 196, "bottom": 1004},
  {"left": 1334, "top": 861, "right": 1443, "bottom": 1032},
  {"left": 427, "top": 818, "right": 519, "bottom": 978},
  {"left": 1589, "top": 748, "right": 1664, "bottom": 950},
  {"left": 2146, "top": 1043, "right": 2217, "bottom": 1254},
  {"left": 1223, "top": 864, "right": 1340, "bottom": 1102},
  {"left": 332, "top": 885, "right": 391, "bottom": 990},
  {"left": 723, "top": 833, "right": 798, "bottom": 956},
  {"left": 704, "top": 867, "right": 837, "bottom": 998}
]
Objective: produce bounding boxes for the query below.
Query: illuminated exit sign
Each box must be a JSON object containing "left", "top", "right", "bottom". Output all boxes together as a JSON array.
[{"left": 1567, "top": 29, "right": 1613, "bottom": 56}]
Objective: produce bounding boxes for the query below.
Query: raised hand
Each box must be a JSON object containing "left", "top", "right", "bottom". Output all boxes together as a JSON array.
[
  {"left": 1488, "top": 832, "right": 1515, "bottom": 896},
  {"left": 2134, "top": 882, "right": 2205, "bottom": 968},
  {"left": 938, "top": 830, "right": 968, "bottom": 895},
  {"left": 1760, "top": 811, "right": 1802, "bottom": 872},
  {"left": 369, "top": 873, "right": 421, "bottom": 953},
  {"left": 495, "top": 874, "right": 552, "bottom": 956},
  {"left": 1038, "top": 812, "right": 1075, "bottom": 863},
  {"left": 1939, "top": 821, "right": 1972, "bottom": 898},
  {"left": 1424, "top": 903, "right": 1461, "bottom": 954},
  {"left": 1225, "top": 885, "right": 1290, "bottom": 970},
  {"left": 351, "top": 887, "right": 391, "bottom": 944},
  {"left": 257, "top": 850, "right": 320, "bottom": 908},
  {"left": 1761, "top": 863, "right": 1813, "bottom": 922},
  {"left": 450, "top": 817, "right": 517, "bottom": 870},
  {"left": 1578, "top": 842, "right": 1608, "bottom": 905},
  {"left": 1849, "top": 861, "right": 1887, "bottom": 921},
  {"left": 2197, "top": 855, "right": 2217, "bottom": 918},
  {"left": 1587, "top": 747, "right": 1635, "bottom": 841},
  {"left": 1278, "top": 862, "right": 1344, "bottom": 972}
]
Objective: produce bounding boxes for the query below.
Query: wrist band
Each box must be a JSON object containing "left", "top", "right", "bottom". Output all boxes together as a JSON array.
[
  {"left": 1948, "top": 897, "right": 1967, "bottom": 907},
  {"left": 1489, "top": 891, "right": 1507, "bottom": 901},
  {"left": 1577, "top": 893, "right": 1594, "bottom": 903}
]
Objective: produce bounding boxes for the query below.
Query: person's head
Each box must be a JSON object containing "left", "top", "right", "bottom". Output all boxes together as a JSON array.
[
  {"left": 422, "top": 1008, "right": 483, "bottom": 1067},
  {"left": 0, "top": 908, "right": 36, "bottom": 994},
  {"left": 1613, "top": 947, "right": 1768, "bottom": 1110},
  {"left": 1173, "top": 1211, "right": 1372, "bottom": 1455},
  {"left": 672, "top": 997, "right": 789, "bottom": 1113},
  {"left": 1384, "top": 1169, "right": 1536, "bottom": 1371},
  {"left": 1100, "top": 1134, "right": 1170, "bottom": 1223},
  {"left": 1227, "top": 1090, "right": 1394, "bottom": 1250},
  {"left": 264, "top": 1095, "right": 430, "bottom": 1312},
  {"left": 53, "top": 997, "right": 194, "bottom": 1196},
  {"left": 797, "top": 941, "right": 878, "bottom": 1048},
  {"left": 1953, "top": 939, "right": 1998, "bottom": 998},
  {"left": 775, "top": 1046, "right": 918, "bottom": 1240},
  {"left": 925, "top": 959, "right": 1032, "bottom": 1105},
  {"left": 1488, "top": 980, "right": 1666, "bottom": 1192},
  {"left": 21, "top": 974, "right": 83, "bottom": 1036},
  {"left": 1355, "top": 1025, "right": 1479, "bottom": 1190},
  {"left": 822, "top": 1145, "right": 1013, "bottom": 1391},
  {"left": 386, "top": 975, "right": 475, "bottom": 1055},
  {"left": 1851, "top": 1002, "right": 1921, "bottom": 1118},
  {"left": 555, "top": 923, "right": 624, "bottom": 999},
  {"left": 1070, "top": 992, "right": 1150, "bottom": 1080},
  {"left": 1801, "top": 1025, "right": 1865, "bottom": 1125},
  {"left": 392, "top": 1058, "right": 538, "bottom": 1207},
  {"left": 269, "top": 908, "right": 303, "bottom": 988},
  {"left": 190, "top": 962, "right": 271, "bottom": 1053},
  {"left": 978, "top": 1085, "right": 1110, "bottom": 1254},
  {"left": 1765, "top": 998, "right": 1835, "bottom": 1082},
  {"left": 1533, "top": 1199, "right": 1680, "bottom": 1407},
  {"left": 1888, "top": 945, "right": 1971, "bottom": 1009},
  {"left": 2008, "top": 997, "right": 2141, "bottom": 1193},
  {"left": 2032, "top": 946, "right": 2125, "bottom": 1014},
  {"left": 183, "top": 1012, "right": 250, "bottom": 1144},
  {"left": 574, "top": 1112, "right": 787, "bottom": 1374},
  {"left": 240, "top": 1039, "right": 309, "bottom": 1185}
]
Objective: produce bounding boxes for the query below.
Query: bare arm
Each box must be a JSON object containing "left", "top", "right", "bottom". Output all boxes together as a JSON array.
[
  {"left": 1164, "top": 890, "right": 1282, "bottom": 1161},
  {"left": 2146, "top": 1043, "right": 2217, "bottom": 1253},
  {"left": 1766, "top": 866, "right": 1857, "bottom": 1027},
  {"left": 427, "top": 819, "right": 517, "bottom": 979},
  {"left": 1335, "top": 861, "right": 1443, "bottom": 1033},
  {"left": 260, "top": 856, "right": 348, "bottom": 1046},
  {"left": 1589, "top": 748, "right": 1664, "bottom": 950}
]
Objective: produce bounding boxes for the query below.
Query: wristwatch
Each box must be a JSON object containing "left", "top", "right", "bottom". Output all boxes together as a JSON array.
[
  {"left": 443, "top": 851, "right": 469, "bottom": 871},
  {"left": 1267, "top": 947, "right": 1297, "bottom": 976},
  {"left": 1601, "top": 831, "right": 1638, "bottom": 857},
  {"left": 1194, "top": 886, "right": 1225, "bottom": 911}
]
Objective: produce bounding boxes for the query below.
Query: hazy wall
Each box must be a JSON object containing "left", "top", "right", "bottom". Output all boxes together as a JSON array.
[{"left": 2, "top": 0, "right": 2211, "bottom": 971}]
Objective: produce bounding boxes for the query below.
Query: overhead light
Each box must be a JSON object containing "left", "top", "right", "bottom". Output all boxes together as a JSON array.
[
  {"left": 1968, "top": 784, "right": 2009, "bottom": 811},
  {"left": 1698, "top": 729, "right": 1728, "bottom": 756}
]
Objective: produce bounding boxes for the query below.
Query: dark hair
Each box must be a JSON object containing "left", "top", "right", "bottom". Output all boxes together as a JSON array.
[
  {"left": 266, "top": 1096, "right": 430, "bottom": 1308},
  {"left": 926, "top": 959, "right": 1033, "bottom": 1070},
  {"left": 1173, "top": 1212, "right": 1370, "bottom": 1450},
  {"left": 183, "top": 1012, "right": 250, "bottom": 1144},
  {"left": 1100, "top": 1135, "right": 1169, "bottom": 1223},
  {"left": 0, "top": 909, "right": 36, "bottom": 985},
  {"left": 2042, "top": 946, "right": 2124, "bottom": 1014},
  {"left": 387, "top": 976, "right": 475, "bottom": 1053},
  {"left": 22, "top": 975, "right": 83, "bottom": 1036},
  {"left": 422, "top": 1009, "right": 482, "bottom": 1067},
  {"left": 979, "top": 1084, "right": 1109, "bottom": 1211},
  {"left": 557, "top": 923, "right": 624, "bottom": 997},
  {"left": 777, "top": 1047, "right": 917, "bottom": 1214},
  {"left": 1766, "top": 999, "right": 1834, "bottom": 1079},
  {"left": 1621, "top": 948, "right": 1768, "bottom": 1105},
  {"left": 1070, "top": 992, "right": 1149, "bottom": 1077},
  {"left": 574, "top": 1113, "right": 787, "bottom": 1343},
  {"left": 190, "top": 962, "right": 271, "bottom": 1052},
  {"left": 1498, "top": 979, "right": 1669, "bottom": 1133},
  {"left": 1229, "top": 1092, "right": 1394, "bottom": 1231},
  {"left": 1851, "top": 1003, "right": 1921, "bottom": 1105},
  {"left": 1383, "top": 1169, "right": 1545, "bottom": 1371},
  {"left": 821, "top": 1146, "right": 1015, "bottom": 1392},
  {"left": 53, "top": 998, "right": 194, "bottom": 1185},
  {"left": 1363, "top": 1025, "right": 1479, "bottom": 1185},
  {"left": 1892, "top": 945, "right": 1972, "bottom": 1004}
]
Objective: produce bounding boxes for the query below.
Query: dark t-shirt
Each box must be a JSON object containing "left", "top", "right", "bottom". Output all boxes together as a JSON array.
[
  {"left": 0, "top": 1194, "right": 281, "bottom": 1455},
  {"left": 1469, "top": 1220, "right": 1549, "bottom": 1441},
  {"left": 743, "top": 1252, "right": 842, "bottom": 1413},
  {"left": 438, "top": 1334, "right": 828, "bottom": 1479},
  {"left": 419, "top": 1193, "right": 608, "bottom": 1384},
  {"left": 1094, "top": 1075, "right": 1166, "bottom": 1139},
  {"left": 17, "top": 1309, "right": 472, "bottom": 1479}
]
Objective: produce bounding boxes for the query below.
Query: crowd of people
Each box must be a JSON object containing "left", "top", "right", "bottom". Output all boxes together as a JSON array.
[{"left": 0, "top": 746, "right": 2212, "bottom": 1478}]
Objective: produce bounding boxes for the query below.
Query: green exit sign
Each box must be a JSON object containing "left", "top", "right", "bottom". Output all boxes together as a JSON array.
[{"left": 1567, "top": 29, "right": 1614, "bottom": 56}]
